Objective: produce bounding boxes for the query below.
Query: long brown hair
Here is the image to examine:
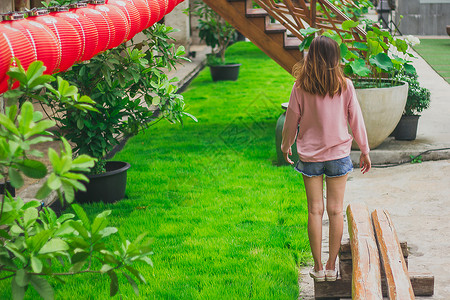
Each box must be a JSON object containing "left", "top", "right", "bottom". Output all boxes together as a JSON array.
[{"left": 293, "top": 36, "right": 347, "bottom": 97}]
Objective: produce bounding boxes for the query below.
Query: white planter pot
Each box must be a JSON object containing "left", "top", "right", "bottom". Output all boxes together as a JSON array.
[{"left": 352, "top": 80, "right": 408, "bottom": 149}]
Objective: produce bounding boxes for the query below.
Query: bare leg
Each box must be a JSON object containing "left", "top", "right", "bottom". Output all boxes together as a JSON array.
[
  {"left": 303, "top": 175, "right": 325, "bottom": 271},
  {"left": 325, "top": 174, "right": 348, "bottom": 270}
]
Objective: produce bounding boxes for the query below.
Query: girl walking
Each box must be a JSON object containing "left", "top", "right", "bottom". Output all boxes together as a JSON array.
[{"left": 281, "top": 36, "right": 371, "bottom": 282}]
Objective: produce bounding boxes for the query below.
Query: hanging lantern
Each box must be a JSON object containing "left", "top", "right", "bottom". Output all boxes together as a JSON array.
[
  {"left": 29, "top": 9, "right": 82, "bottom": 72},
  {"left": 165, "top": 0, "right": 176, "bottom": 15},
  {"left": 0, "top": 31, "right": 11, "bottom": 85},
  {"left": 108, "top": 0, "right": 141, "bottom": 40},
  {"left": 157, "top": 0, "right": 168, "bottom": 22},
  {"left": 1, "top": 12, "right": 61, "bottom": 75},
  {"left": 146, "top": 0, "right": 160, "bottom": 28},
  {"left": 88, "top": 0, "right": 129, "bottom": 48},
  {"left": 70, "top": 2, "right": 115, "bottom": 54},
  {"left": 0, "top": 19, "right": 35, "bottom": 93},
  {"left": 50, "top": 6, "right": 99, "bottom": 62},
  {"left": 128, "top": 0, "right": 151, "bottom": 31}
]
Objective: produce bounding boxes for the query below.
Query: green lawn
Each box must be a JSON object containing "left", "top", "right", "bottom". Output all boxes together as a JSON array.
[
  {"left": 1, "top": 42, "right": 310, "bottom": 299},
  {"left": 414, "top": 38, "right": 450, "bottom": 83}
]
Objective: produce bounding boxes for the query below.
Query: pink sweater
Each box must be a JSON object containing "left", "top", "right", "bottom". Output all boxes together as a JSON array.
[{"left": 281, "top": 79, "right": 370, "bottom": 162}]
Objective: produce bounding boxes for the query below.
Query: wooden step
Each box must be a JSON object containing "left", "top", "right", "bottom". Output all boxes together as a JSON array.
[
  {"left": 246, "top": 8, "right": 268, "bottom": 18},
  {"left": 284, "top": 37, "right": 301, "bottom": 50},
  {"left": 265, "top": 23, "right": 287, "bottom": 34}
]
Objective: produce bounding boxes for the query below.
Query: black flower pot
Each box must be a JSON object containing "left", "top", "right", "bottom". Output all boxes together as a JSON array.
[
  {"left": 394, "top": 115, "right": 420, "bottom": 141},
  {"left": 75, "top": 161, "right": 130, "bottom": 204},
  {"left": 210, "top": 64, "right": 241, "bottom": 81}
]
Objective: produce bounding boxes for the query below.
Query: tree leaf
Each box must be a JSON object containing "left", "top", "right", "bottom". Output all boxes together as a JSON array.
[
  {"left": 125, "top": 266, "right": 146, "bottom": 284},
  {"left": 15, "top": 269, "right": 30, "bottom": 288},
  {"left": 11, "top": 276, "right": 25, "bottom": 300},
  {"left": 9, "top": 168, "right": 24, "bottom": 189},
  {"left": 16, "top": 159, "right": 47, "bottom": 179},
  {"left": 71, "top": 204, "right": 91, "bottom": 231},
  {"left": 123, "top": 272, "right": 139, "bottom": 296},
  {"left": 100, "top": 264, "right": 114, "bottom": 274},
  {"left": 35, "top": 182, "right": 52, "bottom": 200},
  {"left": 70, "top": 220, "right": 90, "bottom": 240},
  {"left": 342, "top": 20, "right": 359, "bottom": 30},
  {"left": 18, "top": 101, "right": 33, "bottom": 134},
  {"left": 23, "top": 207, "right": 38, "bottom": 228},
  {"left": 29, "top": 276, "right": 54, "bottom": 300},
  {"left": 108, "top": 271, "right": 119, "bottom": 297},
  {"left": 369, "top": 52, "right": 394, "bottom": 72},
  {"left": 71, "top": 251, "right": 89, "bottom": 264},
  {"left": 404, "top": 63, "right": 416, "bottom": 75},
  {"left": 39, "top": 238, "right": 69, "bottom": 254},
  {"left": 46, "top": 173, "right": 62, "bottom": 190},
  {"left": 31, "top": 256, "right": 43, "bottom": 273},
  {"left": 0, "top": 113, "right": 20, "bottom": 135},
  {"left": 350, "top": 59, "right": 371, "bottom": 77}
]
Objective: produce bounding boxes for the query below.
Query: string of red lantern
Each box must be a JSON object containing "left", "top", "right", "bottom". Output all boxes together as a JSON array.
[
  {"left": 51, "top": 6, "right": 99, "bottom": 62},
  {"left": 0, "top": 0, "right": 183, "bottom": 94}
]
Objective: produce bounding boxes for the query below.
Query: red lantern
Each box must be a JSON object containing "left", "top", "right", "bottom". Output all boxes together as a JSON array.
[
  {"left": 88, "top": 2, "right": 130, "bottom": 48},
  {"left": 70, "top": 2, "right": 115, "bottom": 54},
  {"left": 29, "top": 9, "right": 82, "bottom": 72},
  {"left": 107, "top": 0, "right": 141, "bottom": 40},
  {"left": 0, "top": 31, "right": 11, "bottom": 85},
  {"left": 157, "top": 0, "right": 168, "bottom": 21},
  {"left": 51, "top": 7, "right": 99, "bottom": 62},
  {"left": 0, "top": 20, "right": 35, "bottom": 93},
  {"left": 128, "top": 0, "right": 151, "bottom": 31},
  {"left": 166, "top": 0, "right": 176, "bottom": 15},
  {"left": 146, "top": 0, "right": 160, "bottom": 27},
  {"left": 1, "top": 13, "right": 61, "bottom": 75}
]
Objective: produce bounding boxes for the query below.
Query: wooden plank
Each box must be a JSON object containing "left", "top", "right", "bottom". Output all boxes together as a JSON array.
[
  {"left": 346, "top": 203, "right": 383, "bottom": 299},
  {"left": 339, "top": 238, "right": 408, "bottom": 261},
  {"left": 315, "top": 272, "right": 434, "bottom": 298},
  {"left": 372, "top": 209, "right": 415, "bottom": 299}
]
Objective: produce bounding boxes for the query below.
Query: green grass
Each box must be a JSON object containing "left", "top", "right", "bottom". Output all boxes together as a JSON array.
[
  {"left": 414, "top": 38, "right": 450, "bottom": 83},
  {"left": 0, "top": 42, "right": 310, "bottom": 299}
]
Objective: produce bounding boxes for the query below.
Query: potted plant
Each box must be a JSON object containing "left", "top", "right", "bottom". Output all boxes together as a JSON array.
[
  {"left": 393, "top": 72, "right": 431, "bottom": 140},
  {"left": 191, "top": 0, "right": 240, "bottom": 81},
  {"left": 300, "top": 22, "right": 417, "bottom": 149},
  {"left": 42, "top": 23, "right": 196, "bottom": 203}
]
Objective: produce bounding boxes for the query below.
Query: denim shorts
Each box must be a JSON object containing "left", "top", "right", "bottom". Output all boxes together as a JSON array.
[{"left": 294, "top": 156, "right": 353, "bottom": 178}]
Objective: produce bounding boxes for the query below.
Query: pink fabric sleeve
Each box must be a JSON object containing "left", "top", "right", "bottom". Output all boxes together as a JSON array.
[
  {"left": 348, "top": 83, "right": 370, "bottom": 155},
  {"left": 281, "top": 85, "right": 301, "bottom": 153}
]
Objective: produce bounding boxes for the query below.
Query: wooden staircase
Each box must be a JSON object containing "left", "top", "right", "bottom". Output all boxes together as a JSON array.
[{"left": 202, "top": 0, "right": 366, "bottom": 74}]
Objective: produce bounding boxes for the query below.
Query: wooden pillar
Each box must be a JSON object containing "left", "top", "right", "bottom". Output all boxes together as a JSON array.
[{"left": 347, "top": 203, "right": 383, "bottom": 299}]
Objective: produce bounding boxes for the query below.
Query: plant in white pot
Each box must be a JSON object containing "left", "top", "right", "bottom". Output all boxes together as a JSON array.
[{"left": 300, "top": 22, "right": 417, "bottom": 149}]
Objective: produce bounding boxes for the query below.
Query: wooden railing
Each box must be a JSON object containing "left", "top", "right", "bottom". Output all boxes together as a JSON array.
[{"left": 252, "top": 0, "right": 366, "bottom": 43}]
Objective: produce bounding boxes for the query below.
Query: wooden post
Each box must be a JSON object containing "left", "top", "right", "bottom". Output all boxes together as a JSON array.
[
  {"left": 372, "top": 209, "right": 415, "bottom": 299},
  {"left": 310, "top": 0, "right": 316, "bottom": 28},
  {"left": 347, "top": 203, "right": 383, "bottom": 299}
]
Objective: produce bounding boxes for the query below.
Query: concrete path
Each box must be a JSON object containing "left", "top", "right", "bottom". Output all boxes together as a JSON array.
[{"left": 299, "top": 45, "right": 450, "bottom": 299}]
